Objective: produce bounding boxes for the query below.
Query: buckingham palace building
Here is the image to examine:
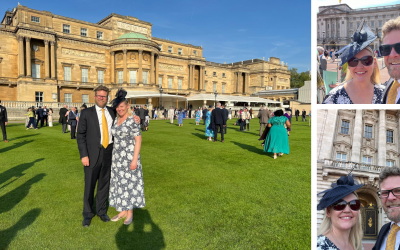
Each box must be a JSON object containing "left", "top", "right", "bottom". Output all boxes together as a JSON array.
[
  {"left": 0, "top": 5, "right": 292, "bottom": 114},
  {"left": 317, "top": 3, "right": 400, "bottom": 51},
  {"left": 317, "top": 109, "right": 400, "bottom": 240}
]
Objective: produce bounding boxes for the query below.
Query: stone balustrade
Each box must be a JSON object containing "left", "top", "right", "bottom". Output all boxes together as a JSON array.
[{"left": 323, "top": 159, "right": 385, "bottom": 173}]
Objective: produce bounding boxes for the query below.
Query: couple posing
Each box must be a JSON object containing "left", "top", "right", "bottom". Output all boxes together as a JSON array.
[
  {"left": 323, "top": 17, "right": 400, "bottom": 104},
  {"left": 77, "top": 86, "right": 144, "bottom": 227},
  {"left": 317, "top": 168, "right": 400, "bottom": 250}
]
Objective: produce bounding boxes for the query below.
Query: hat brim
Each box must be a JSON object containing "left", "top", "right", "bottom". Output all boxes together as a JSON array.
[{"left": 317, "top": 184, "right": 363, "bottom": 210}]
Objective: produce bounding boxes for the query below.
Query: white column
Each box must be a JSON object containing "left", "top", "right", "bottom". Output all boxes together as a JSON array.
[
  {"left": 351, "top": 109, "right": 363, "bottom": 162},
  {"left": 378, "top": 110, "right": 386, "bottom": 166}
]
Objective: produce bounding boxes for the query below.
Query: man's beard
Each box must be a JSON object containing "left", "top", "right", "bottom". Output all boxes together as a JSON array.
[
  {"left": 383, "top": 203, "right": 400, "bottom": 222},
  {"left": 387, "top": 59, "right": 400, "bottom": 79}
]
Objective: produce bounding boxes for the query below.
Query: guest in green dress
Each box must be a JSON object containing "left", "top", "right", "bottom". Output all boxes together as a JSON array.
[{"left": 264, "top": 109, "right": 290, "bottom": 159}]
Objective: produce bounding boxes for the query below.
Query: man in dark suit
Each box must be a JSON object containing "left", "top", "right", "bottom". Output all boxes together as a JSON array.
[
  {"left": 138, "top": 105, "right": 145, "bottom": 131},
  {"left": 295, "top": 109, "right": 300, "bottom": 121},
  {"left": 257, "top": 106, "right": 271, "bottom": 137},
  {"left": 0, "top": 100, "right": 8, "bottom": 142},
  {"left": 222, "top": 105, "right": 228, "bottom": 134},
  {"left": 43, "top": 106, "right": 48, "bottom": 126},
  {"left": 202, "top": 107, "right": 208, "bottom": 125},
  {"left": 69, "top": 107, "right": 78, "bottom": 139},
  {"left": 59, "top": 105, "right": 68, "bottom": 133},
  {"left": 211, "top": 102, "right": 226, "bottom": 142},
  {"left": 301, "top": 109, "right": 307, "bottom": 122},
  {"left": 372, "top": 167, "right": 400, "bottom": 250},
  {"left": 36, "top": 106, "right": 44, "bottom": 127}
]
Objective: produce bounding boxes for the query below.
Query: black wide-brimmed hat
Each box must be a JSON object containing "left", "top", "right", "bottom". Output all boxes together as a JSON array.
[
  {"left": 111, "top": 89, "right": 127, "bottom": 109},
  {"left": 317, "top": 175, "right": 363, "bottom": 210},
  {"left": 338, "top": 21, "right": 376, "bottom": 67}
]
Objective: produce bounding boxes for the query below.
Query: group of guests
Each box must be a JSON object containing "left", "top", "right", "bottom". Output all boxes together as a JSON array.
[
  {"left": 131, "top": 105, "right": 150, "bottom": 131},
  {"left": 317, "top": 168, "right": 400, "bottom": 250},
  {"left": 319, "top": 17, "right": 400, "bottom": 104},
  {"left": 59, "top": 104, "right": 87, "bottom": 139},
  {"left": 204, "top": 102, "right": 227, "bottom": 142},
  {"left": 294, "top": 109, "right": 309, "bottom": 122},
  {"left": 0, "top": 100, "right": 8, "bottom": 143},
  {"left": 26, "top": 106, "right": 53, "bottom": 130}
]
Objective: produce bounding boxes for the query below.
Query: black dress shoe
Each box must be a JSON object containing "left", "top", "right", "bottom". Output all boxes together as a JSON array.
[
  {"left": 82, "top": 217, "right": 92, "bottom": 227},
  {"left": 98, "top": 214, "right": 110, "bottom": 222}
]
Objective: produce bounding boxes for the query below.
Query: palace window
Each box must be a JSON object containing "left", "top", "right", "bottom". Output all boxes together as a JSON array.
[
  {"left": 168, "top": 46, "right": 173, "bottom": 53},
  {"left": 357, "top": 22, "right": 360, "bottom": 28},
  {"left": 97, "top": 31, "right": 103, "bottom": 40},
  {"left": 81, "top": 28, "right": 87, "bottom": 37},
  {"left": 159, "top": 44, "right": 162, "bottom": 51},
  {"left": 98, "top": 70, "right": 104, "bottom": 83},
  {"left": 387, "top": 160, "right": 395, "bottom": 167},
  {"left": 193, "top": 50, "right": 197, "bottom": 55},
  {"left": 336, "top": 153, "right": 347, "bottom": 161},
  {"left": 143, "top": 71, "right": 148, "bottom": 84},
  {"left": 32, "top": 64, "right": 40, "bottom": 79},
  {"left": 64, "top": 67, "right": 71, "bottom": 81},
  {"left": 379, "top": 20, "right": 382, "bottom": 27},
  {"left": 371, "top": 21, "right": 374, "bottom": 27},
  {"left": 158, "top": 77, "right": 162, "bottom": 87},
  {"left": 205, "top": 70, "right": 207, "bottom": 75},
  {"left": 222, "top": 84, "right": 225, "bottom": 93},
  {"left": 178, "top": 48, "right": 182, "bottom": 55},
  {"left": 64, "top": 93, "right": 72, "bottom": 103},
  {"left": 118, "top": 71, "right": 123, "bottom": 83},
  {"left": 387, "top": 130, "right": 394, "bottom": 143},
  {"left": 332, "top": 24, "right": 335, "bottom": 29},
  {"left": 82, "top": 94, "right": 89, "bottom": 103},
  {"left": 213, "top": 83, "right": 216, "bottom": 92},
  {"left": 204, "top": 82, "right": 207, "bottom": 91},
  {"left": 168, "top": 78, "right": 172, "bottom": 88},
  {"left": 129, "top": 70, "right": 137, "bottom": 84},
  {"left": 31, "top": 16, "right": 40, "bottom": 23},
  {"left": 379, "top": 31, "right": 382, "bottom": 37},
  {"left": 340, "top": 120, "right": 350, "bottom": 134},
  {"left": 81, "top": 68, "right": 88, "bottom": 82},
  {"left": 178, "top": 79, "right": 182, "bottom": 89},
  {"left": 63, "top": 24, "right": 70, "bottom": 34},
  {"left": 213, "top": 72, "right": 217, "bottom": 77},
  {"left": 365, "top": 125, "right": 373, "bottom": 138},
  {"left": 222, "top": 73, "right": 226, "bottom": 77},
  {"left": 362, "top": 156, "right": 372, "bottom": 165},
  {"left": 35, "top": 92, "right": 43, "bottom": 103}
]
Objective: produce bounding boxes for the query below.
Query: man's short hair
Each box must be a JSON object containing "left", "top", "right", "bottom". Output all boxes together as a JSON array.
[
  {"left": 317, "top": 46, "right": 324, "bottom": 54},
  {"left": 217, "top": 102, "right": 221, "bottom": 107},
  {"left": 379, "top": 167, "right": 400, "bottom": 186},
  {"left": 382, "top": 16, "right": 400, "bottom": 40},
  {"left": 94, "top": 85, "right": 110, "bottom": 95}
]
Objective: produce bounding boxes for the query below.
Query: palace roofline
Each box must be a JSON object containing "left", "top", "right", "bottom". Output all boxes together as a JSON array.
[{"left": 97, "top": 13, "right": 152, "bottom": 26}]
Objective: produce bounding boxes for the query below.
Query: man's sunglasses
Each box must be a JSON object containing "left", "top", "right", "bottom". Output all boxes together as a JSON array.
[
  {"left": 332, "top": 199, "right": 361, "bottom": 211},
  {"left": 379, "top": 42, "right": 400, "bottom": 56},
  {"left": 348, "top": 56, "right": 373, "bottom": 67}
]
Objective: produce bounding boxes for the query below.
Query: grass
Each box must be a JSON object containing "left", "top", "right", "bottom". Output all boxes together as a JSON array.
[{"left": 0, "top": 118, "right": 311, "bottom": 249}]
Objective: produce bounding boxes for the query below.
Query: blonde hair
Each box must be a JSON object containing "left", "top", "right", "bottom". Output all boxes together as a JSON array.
[
  {"left": 116, "top": 100, "right": 134, "bottom": 118},
  {"left": 317, "top": 193, "right": 363, "bottom": 250},
  {"left": 382, "top": 16, "right": 400, "bottom": 40},
  {"left": 345, "top": 47, "right": 381, "bottom": 84}
]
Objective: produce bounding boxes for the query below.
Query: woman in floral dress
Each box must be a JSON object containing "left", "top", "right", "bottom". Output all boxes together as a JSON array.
[
  {"left": 195, "top": 108, "right": 201, "bottom": 125},
  {"left": 204, "top": 106, "right": 214, "bottom": 141},
  {"left": 109, "top": 89, "right": 145, "bottom": 225}
]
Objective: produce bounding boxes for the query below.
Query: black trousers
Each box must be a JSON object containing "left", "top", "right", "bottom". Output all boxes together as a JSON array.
[
  {"left": 39, "top": 117, "right": 44, "bottom": 127},
  {"left": 295, "top": 115, "right": 298, "bottom": 121},
  {"left": 62, "top": 123, "right": 67, "bottom": 133},
  {"left": 240, "top": 120, "right": 245, "bottom": 131},
  {"left": 83, "top": 144, "right": 113, "bottom": 218},
  {"left": 0, "top": 121, "right": 6, "bottom": 141},
  {"left": 203, "top": 117, "right": 206, "bottom": 125},
  {"left": 44, "top": 116, "right": 48, "bottom": 126},
  {"left": 70, "top": 125, "right": 76, "bottom": 139},
  {"left": 214, "top": 124, "right": 224, "bottom": 141},
  {"left": 140, "top": 119, "right": 145, "bottom": 130}
]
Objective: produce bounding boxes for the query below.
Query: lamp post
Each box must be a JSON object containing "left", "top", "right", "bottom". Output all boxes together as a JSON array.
[
  {"left": 159, "top": 86, "right": 163, "bottom": 109},
  {"left": 214, "top": 91, "right": 217, "bottom": 107}
]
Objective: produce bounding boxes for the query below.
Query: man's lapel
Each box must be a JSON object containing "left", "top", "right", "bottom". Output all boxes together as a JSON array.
[{"left": 92, "top": 106, "right": 101, "bottom": 138}]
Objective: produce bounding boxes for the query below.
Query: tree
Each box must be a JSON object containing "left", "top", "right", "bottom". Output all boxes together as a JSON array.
[{"left": 289, "top": 68, "right": 311, "bottom": 88}]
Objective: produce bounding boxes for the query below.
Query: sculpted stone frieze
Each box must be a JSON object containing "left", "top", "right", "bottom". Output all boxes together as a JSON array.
[
  {"left": 58, "top": 38, "right": 110, "bottom": 50},
  {"left": 117, "top": 21, "right": 148, "bottom": 35},
  {"left": 17, "top": 29, "right": 55, "bottom": 40},
  {"left": 62, "top": 48, "right": 105, "bottom": 60},
  {"left": 111, "top": 44, "right": 158, "bottom": 51},
  {"left": 159, "top": 63, "right": 183, "bottom": 71}
]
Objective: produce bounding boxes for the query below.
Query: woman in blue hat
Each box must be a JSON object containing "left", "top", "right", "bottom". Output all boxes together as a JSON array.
[
  {"left": 323, "top": 23, "right": 384, "bottom": 104},
  {"left": 317, "top": 175, "right": 364, "bottom": 250}
]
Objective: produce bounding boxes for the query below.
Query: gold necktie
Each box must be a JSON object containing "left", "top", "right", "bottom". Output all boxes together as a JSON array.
[
  {"left": 102, "top": 109, "right": 109, "bottom": 148},
  {"left": 386, "top": 224, "right": 400, "bottom": 250},
  {"left": 387, "top": 80, "right": 400, "bottom": 104}
]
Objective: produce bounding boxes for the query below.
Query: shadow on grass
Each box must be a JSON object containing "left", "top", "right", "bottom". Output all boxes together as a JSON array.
[
  {"left": 231, "top": 141, "right": 266, "bottom": 156},
  {"left": 9, "top": 134, "right": 38, "bottom": 141},
  {"left": 191, "top": 133, "right": 207, "bottom": 140},
  {"left": 0, "top": 208, "right": 41, "bottom": 249},
  {"left": 115, "top": 209, "right": 165, "bottom": 250},
  {"left": 0, "top": 158, "right": 45, "bottom": 189},
  {"left": 0, "top": 140, "right": 34, "bottom": 154},
  {"left": 0, "top": 173, "right": 46, "bottom": 214}
]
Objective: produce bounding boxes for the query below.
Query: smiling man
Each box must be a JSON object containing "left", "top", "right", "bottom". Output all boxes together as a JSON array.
[
  {"left": 372, "top": 167, "right": 400, "bottom": 250},
  {"left": 381, "top": 17, "right": 400, "bottom": 103}
]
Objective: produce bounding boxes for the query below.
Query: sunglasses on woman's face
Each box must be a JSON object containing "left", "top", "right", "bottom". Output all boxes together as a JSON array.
[
  {"left": 348, "top": 56, "right": 373, "bottom": 67},
  {"left": 332, "top": 199, "right": 361, "bottom": 211},
  {"left": 379, "top": 42, "right": 400, "bottom": 56}
]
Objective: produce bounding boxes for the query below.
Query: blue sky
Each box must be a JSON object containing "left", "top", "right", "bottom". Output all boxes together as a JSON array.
[{"left": 1, "top": 0, "right": 311, "bottom": 72}]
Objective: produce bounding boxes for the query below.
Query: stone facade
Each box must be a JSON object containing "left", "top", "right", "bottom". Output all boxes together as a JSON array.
[
  {"left": 317, "top": 3, "right": 400, "bottom": 50},
  {"left": 317, "top": 109, "right": 400, "bottom": 240},
  {"left": 0, "top": 5, "right": 291, "bottom": 107}
]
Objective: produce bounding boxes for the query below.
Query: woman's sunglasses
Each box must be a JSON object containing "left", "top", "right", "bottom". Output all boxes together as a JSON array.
[
  {"left": 332, "top": 199, "right": 361, "bottom": 211},
  {"left": 348, "top": 56, "right": 373, "bottom": 67},
  {"left": 379, "top": 42, "right": 400, "bottom": 56}
]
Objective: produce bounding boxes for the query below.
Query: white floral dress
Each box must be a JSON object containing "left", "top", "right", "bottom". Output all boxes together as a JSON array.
[{"left": 109, "top": 116, "right": 145, "bottom": 211}]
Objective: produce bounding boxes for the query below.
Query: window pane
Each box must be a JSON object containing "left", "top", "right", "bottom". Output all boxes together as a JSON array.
[
  {"left": 82, "top": 94, "right": 89, "bottom": 103},
  {"left": 130, "top": 71, "right": 137, "bottom": 83},
  {"left": 31, "top": 16, "right": 40, "bottom": 23},
  {"left": 118, "top": 71, "right": 123, "bottom": 83},
  {"left": 178, "top": 79, "right": 182, "bottom": 89},
  {"left": 213, "top": 83, "right": 216, "bottom": 92},
  {"left": 222, "top": 85, "right": 225, "bottom": 93},
  {"left": 64, "top": 67, "right": 71, "bottom": 81},
  {"left": 81, "top": 68, "right": 88, "bottom": 82},
  {"left": 64, "top": 93, "right": 72, "bottom": 103},
  {"left": 168, "top": 78, "right": 172, "bottom": 88},
  {"left": 158, "top": 77, "right": 162, "bottom": 87},
  {"left": 97, "top": 31, "right": 103, "bottom": 40},
  {"left": 204, "top": 82, "right": 207, "bottom": 91},
  {"left": 143, "top": 71, "right": 148, "bottom": 83},
  {"left": 63, "top": 24, "right": 70, "bottom": 33},
  {"left": 35, "top": 92, "right": 43, "bottom": 102},
  {"left": 81, "top": 28, "right": 87, "bottom": 37},
  {"left": 98, "top": 70, "right": 104, "bottom": 83}
]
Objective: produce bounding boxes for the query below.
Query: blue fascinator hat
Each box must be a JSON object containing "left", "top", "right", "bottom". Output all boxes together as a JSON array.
[
  {"left": 111, "top": 89, "right": 127, "bottom": 110},
  {"left": 317, "top": 174, "right": 363, "bottom": 210},
  {"left": 338, "top": 21, "right": 377, "bottom": 67}
]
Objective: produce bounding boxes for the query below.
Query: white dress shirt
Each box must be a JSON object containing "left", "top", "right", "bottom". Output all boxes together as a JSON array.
[
  {"left": 95, "top": 105, "right": 113, "bottom": 145},
  {"left": 380, "top": 221, "right": 400, "bottom": 250},
  {"left": 386, "top": 80, "right": 400, "bottom": 104}
]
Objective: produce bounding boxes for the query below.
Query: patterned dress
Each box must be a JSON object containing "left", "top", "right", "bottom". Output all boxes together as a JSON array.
[
  {"left": 316, "top": 235, "right": 364, "bottom": 250},
  {"left": 195, "top": 110, "right": 201, "bottom": 123},
  {"left": 205, "top": 111, "right": 214, "bottom": 137},
  {"left": 322, "top": 83, "right": 385, "bottom": 104},
  {"left": 109, "top": 116, "right": 145, "bottom": 211}
]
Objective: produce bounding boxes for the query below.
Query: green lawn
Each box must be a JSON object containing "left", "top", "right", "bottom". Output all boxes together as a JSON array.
[{"left": 0, "top": 118, "right": 311, "bottom": 249}]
